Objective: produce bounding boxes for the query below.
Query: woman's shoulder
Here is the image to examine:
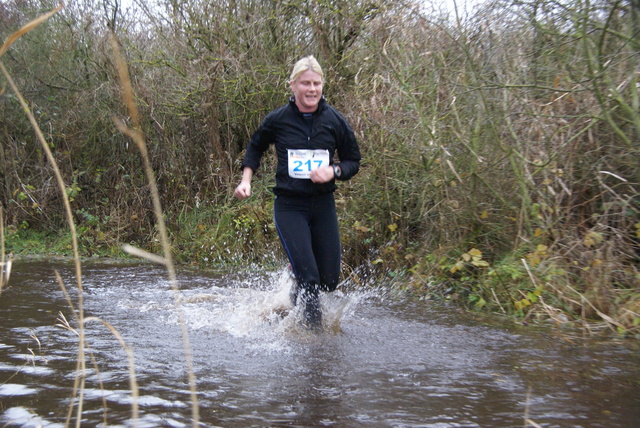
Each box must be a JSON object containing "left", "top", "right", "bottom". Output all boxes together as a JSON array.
[
  {"left": 320, "top": 102, "right": 351, "bottom": 127},
  {"left": 263, "top": 102, "right": 295, "bottom": 123}
]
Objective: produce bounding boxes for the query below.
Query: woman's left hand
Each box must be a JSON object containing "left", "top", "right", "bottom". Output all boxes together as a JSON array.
[{"left": 310, "top": 165, "right": 335, "bottom": 183}]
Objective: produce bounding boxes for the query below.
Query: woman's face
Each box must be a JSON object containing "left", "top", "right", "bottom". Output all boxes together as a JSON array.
[{"left": 290, "top": 69, "right": 323, "bottom": 113}]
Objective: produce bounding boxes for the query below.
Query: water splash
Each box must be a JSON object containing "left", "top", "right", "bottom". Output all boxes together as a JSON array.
[{"left": 168, "top": 268, "right": 361, "bottom": 347}]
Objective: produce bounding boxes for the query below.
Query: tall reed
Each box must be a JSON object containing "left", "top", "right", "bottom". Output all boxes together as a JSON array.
[
  {"left": 0, "top": 5, "right": 96, "bottom": 426},
  {"left": 1, "top": 5, "right": 142, "bottom": 426},
  {"left": 0, "top": 206, "right": 10, "bottom": 294},
  {"left": 110, "top": 33, "right": 200, "bottom": 426}
]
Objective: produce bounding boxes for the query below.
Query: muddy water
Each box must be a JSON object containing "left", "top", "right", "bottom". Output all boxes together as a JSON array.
[{"left": 0, "top": 260, "right": 638, "bottom": 427}]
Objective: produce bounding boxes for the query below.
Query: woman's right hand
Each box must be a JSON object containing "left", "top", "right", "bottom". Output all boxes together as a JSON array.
[
  {"left": 234, "top": 167, "right": 254, "bottom": 200},
  {"left": 234, "top": 182, "right": 251, "bottom": 200}
]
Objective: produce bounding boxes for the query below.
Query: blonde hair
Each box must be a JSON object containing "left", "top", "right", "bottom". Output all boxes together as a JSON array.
[{"left": 289, "top": 55, "right": 324, "bottom": 83}]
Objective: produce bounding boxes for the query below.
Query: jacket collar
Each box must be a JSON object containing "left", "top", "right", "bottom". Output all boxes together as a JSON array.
[{"left": 289, "top": 95, "right": 327, "bottom": 116}]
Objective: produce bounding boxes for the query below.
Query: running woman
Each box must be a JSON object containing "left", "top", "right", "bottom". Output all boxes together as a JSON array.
[{"left": 233, "top": 55, "right": 361, "bottom": 328}]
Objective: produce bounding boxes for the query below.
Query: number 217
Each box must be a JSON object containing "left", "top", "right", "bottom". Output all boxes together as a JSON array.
[{"left": 293, "top": 160, "right": 323, "bottom": 172}]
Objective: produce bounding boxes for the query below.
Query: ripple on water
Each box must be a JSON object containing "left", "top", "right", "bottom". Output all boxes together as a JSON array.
[
  {"left": 2, "top": 407, "right": 64, "bottom": 428},
  {"left": 0, "top": 384, "right": 39, "bottom": 396}
]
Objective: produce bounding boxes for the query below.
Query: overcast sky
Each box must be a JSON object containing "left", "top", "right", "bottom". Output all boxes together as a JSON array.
[{"left": 117, "top": 0, "right": 484, "bottom": 15}]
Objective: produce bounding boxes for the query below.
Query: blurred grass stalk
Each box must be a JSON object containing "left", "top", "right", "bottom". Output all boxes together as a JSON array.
[
  {"left": 0, "top": 6, "right": 93, "bottom": 427},
  {"left": 0, "top": 206, "right": 10, "bottom": 294},
  {"left": 0, "top": 2, "right": 65, "bottom": 299},
  {"left": 0, "top": 4, "right": 146, "bottom": 427},
  {"left": 109, "top": 33, "right": 201, "bottom": 427},
  {"left": 1, "top": 54, "right": 92, "bottom": 428}
]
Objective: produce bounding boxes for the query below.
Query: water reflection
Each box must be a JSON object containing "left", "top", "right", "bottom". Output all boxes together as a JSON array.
[{"left": 0, "top": 260, "right": 638, "bottom": 427}]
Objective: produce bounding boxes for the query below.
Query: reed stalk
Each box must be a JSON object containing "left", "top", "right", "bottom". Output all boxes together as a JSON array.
[
  {"left": 54, "top": 271, "right": 128, "bottom": 427},
  {"left": 83, "top": 316, "right": 140, "bottom": 424},
  {"left": 1, "top": 59, "right": 90, "bottom": 427},
  {"left": 0, "top": 206, "right": 9, "bottom": 295},
  {"left": 0, "top": 57, "right": 91, "bottom": 427},
  {"left": 109, "top": 34, "right": 200, "bottom": 427},
  {"left": 1, "top": 4, "right": 90, "bottom": 426}
]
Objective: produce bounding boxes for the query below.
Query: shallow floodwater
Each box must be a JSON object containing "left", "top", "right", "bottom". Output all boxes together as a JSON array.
[{"left": 0, "top": 260, "right": 638, "bottom": 427}]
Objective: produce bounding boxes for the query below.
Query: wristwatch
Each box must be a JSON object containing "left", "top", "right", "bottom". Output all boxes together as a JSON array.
[{"left": 332, "top": 164, "right": 342, "bottom": 178}]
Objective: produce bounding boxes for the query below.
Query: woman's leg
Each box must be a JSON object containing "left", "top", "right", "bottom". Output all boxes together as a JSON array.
[
  {"left": 274, "top": 195, "right": 317, "bottom": 287},
  {"left": 274, "top": 193, "right": 342, "bottom": 327},
  {"left": 274, "top": 195, "right": 322, "bottom": 326},
  {"left": 310, "top": 193, "right": 341, "bottom": 292}
]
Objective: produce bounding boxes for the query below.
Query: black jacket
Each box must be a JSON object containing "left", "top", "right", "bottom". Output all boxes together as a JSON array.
[{"left": 242, "top": 96, "right": 361, "bottom": 197}]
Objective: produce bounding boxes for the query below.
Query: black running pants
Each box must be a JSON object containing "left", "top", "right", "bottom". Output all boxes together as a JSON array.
[{"left": 274, "top": 192, "right": 341, "bottom": 293}]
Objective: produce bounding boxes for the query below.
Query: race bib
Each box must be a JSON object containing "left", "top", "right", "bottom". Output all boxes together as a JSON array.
[{"left": 287, "top": 149, "right": 330, "bottom": 179}]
